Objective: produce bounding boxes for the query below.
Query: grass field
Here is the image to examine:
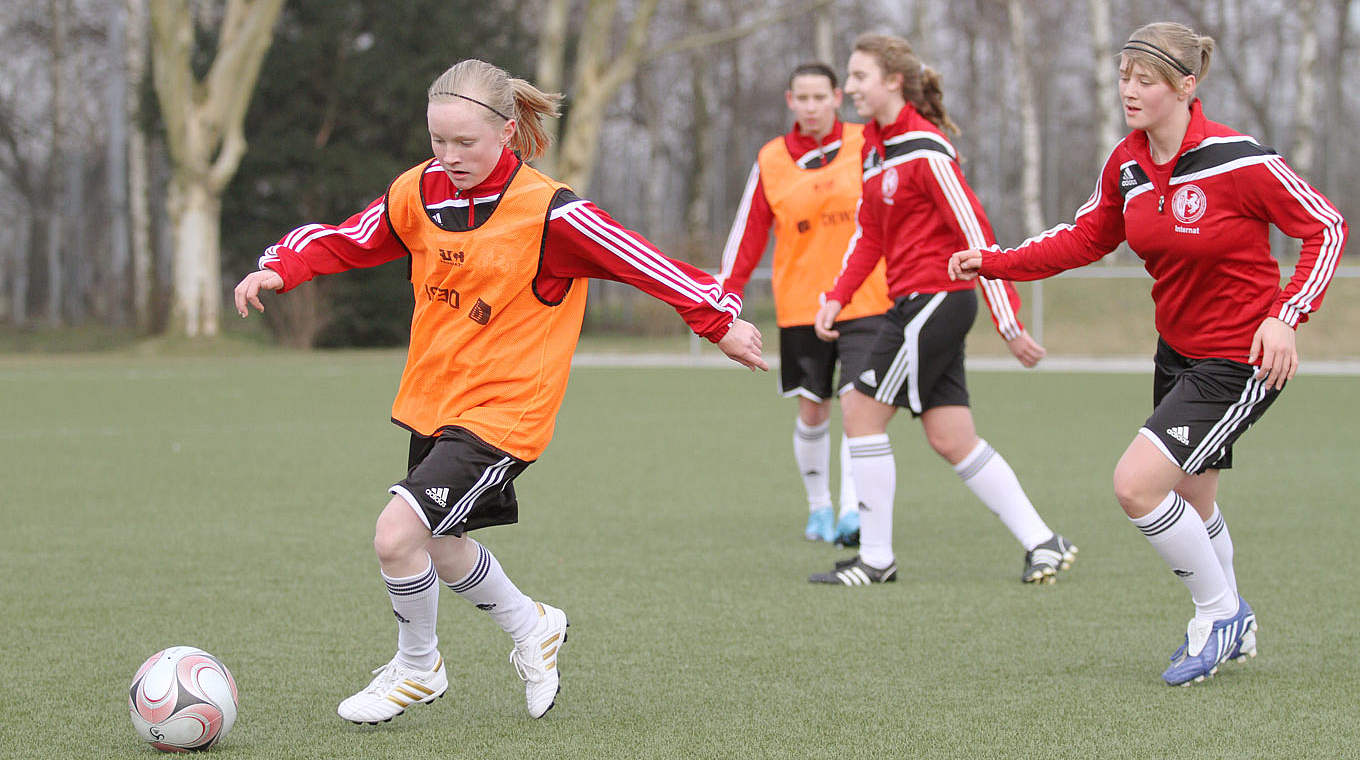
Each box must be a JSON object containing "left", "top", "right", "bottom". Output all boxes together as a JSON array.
[{"left": 2, "top": 350, "right": 1358, "bottom": 759}]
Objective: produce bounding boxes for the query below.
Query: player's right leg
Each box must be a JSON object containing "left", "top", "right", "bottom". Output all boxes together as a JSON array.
[
  {"left": 781, "top": 325, "right": 838, "bottom": 542},
  {"left": 337, "top": 497, "right": 449, "bottom": 724}
]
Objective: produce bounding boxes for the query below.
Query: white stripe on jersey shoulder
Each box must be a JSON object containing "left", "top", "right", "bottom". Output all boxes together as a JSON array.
[
  {"left": 423, "top": 161, "right": 445, "bottom": 174},
  {"left": 427, "top": 193, "right": 502, "bottom": 210},
  {"left": 795, "top": 139, "right": 842, "bottom": 168},
  {"left": 549, "top": 198, "right": 591, "bottom": 220},
  {"left": 1184, "top": 134, "right": 1261, "bottom": 152},
  {"left": 884, "top": 130, "right": 957, "bottom": 159},
  {"left": 1122, "top": 184, "right": 1155, "bottom": 212},
  {"left": 1170, "top": 155, "right": 1274, "bottom": 185}
]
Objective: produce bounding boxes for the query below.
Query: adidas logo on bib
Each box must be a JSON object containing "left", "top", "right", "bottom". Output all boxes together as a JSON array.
[
  {"left": 859, "top": 369, "right": 877, "bottom": 388},
  {"left": 1166, "top": 426, "right": 1191, "bottom": 446},
  {"left": 425, "top": 487, "right": 450, "bottom": 507}
]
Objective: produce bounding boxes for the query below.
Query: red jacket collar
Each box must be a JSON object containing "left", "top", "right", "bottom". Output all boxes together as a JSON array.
[
  {"left": 1125, "top": 99, "right": 1208, "bottom": 166},
  {"left": 429, "top": 148, "right": 521, "bottom": 199},
  {"left": 784, "top": 119, "right": 845, "bottom": 156},
  {"left": 864, "top": 102, "right": 934, "bottom": 147}
]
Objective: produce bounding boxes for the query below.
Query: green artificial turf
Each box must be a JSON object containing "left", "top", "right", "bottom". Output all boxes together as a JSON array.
[{"left": 1, "top": 351, "right": 1356, "bottom": 759}]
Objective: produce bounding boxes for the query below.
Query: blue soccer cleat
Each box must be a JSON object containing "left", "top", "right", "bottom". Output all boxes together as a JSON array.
[
  {"left": 804, "top": 506, "right": 835, "bottom": 542},
  {"left": 833, "top": 509, "right": 860, "bottom": 547},
  {"left": 1162, "top": 598, "right": 1256, "bottom": 686}
]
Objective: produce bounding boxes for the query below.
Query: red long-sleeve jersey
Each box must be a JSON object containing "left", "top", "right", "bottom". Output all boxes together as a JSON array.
[
  {"left": 259, "top": 148, "right": 740, "bottom": 342},
  {"left": 826, "top": 103, "right": 1024, "bottom": 340},
  {"left": 979, "top": 100, "right": 1346, "bottom": 361}
]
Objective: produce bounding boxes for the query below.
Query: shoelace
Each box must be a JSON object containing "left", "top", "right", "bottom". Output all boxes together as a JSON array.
[
  {"left": 509, "top": 647, "right": 546, "bottom": 683},
  {"left": 363, "top": 661, "right": 405, "bottom": 695}
]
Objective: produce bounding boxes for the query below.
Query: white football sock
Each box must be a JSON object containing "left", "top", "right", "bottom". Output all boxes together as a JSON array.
[
  {"left": 383, "top": 557, "right": 441, "bottom": 671},
  {"left": 445, "top": 540, "right": 538, "bottom": 643},
  {"left": 848, "top": 434, "right": 895, "bottom": 568},
  {"left": 837, "top": 433, "right": 859, "bottom": 518},
  {"left": 794, "top": 418, "right": 833, "bottom": 511},
  {"left": 1203, "top": 502, "right": 1238, "bottom": 598},
  {"left": 1131, "top": 492, "right": 1236, "bottom": 621},
  {"left": 953, "top": 439, "right": 1052, "bottom": 551}
]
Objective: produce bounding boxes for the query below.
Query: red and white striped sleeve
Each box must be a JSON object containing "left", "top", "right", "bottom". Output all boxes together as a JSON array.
[
  {"left": 921, "top": 156, "right": 1024, "bottom": 340},
  {"left": 1240, "top": 156, "right": 1348, "bottom": 327},
  {"left": 715, "top": 161, "right": 775, "bottom": 298},
  {"left": 258, "top": 196, "right": 407, "bottom": 292},
  {"left": 981, "top": 149, "right": 1127, "bottom": 282},
  {"left": 540, "top": 195, "right": 741, "bottom": 342}
]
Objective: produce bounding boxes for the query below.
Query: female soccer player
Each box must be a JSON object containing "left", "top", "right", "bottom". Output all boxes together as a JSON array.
[
  {"left": 809, "top": 34, "right": 1076, "bottom": 586},
  {"left": 719, "top": 62, "right": 892, "bottom": 547},
  {"left": 234, "top": 59, "right": 765, "bottom": 722},
  {"left": 950, "top": 22, "right": 1346, "bottom": 685}
]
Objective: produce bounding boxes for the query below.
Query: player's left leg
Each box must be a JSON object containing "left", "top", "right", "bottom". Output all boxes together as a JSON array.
[
  {"left": 921, "top": 405, "right": 1074, "bottom": 584},
  {"left": 1175, "top": 470, "right": 1255, "bottom": 663}
]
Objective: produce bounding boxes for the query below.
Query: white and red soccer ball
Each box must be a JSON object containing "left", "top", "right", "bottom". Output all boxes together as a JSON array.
[{"left": 129, "top": 646, "right": 238, "bottom": 752}]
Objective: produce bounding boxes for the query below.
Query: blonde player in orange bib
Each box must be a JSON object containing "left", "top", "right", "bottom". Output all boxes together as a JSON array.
[
  {"left": 719, "top": 63, "right": 892, "bottom": 547},
  {"left": 234, "top": 59, "right": 765, "bottom": 725}
]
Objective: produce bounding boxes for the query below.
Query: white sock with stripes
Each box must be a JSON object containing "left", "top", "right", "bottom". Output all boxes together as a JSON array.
[
  {"left": 837, "top": 433, "right": 859, "bottom": 518},
  {"left": 383, "top": 557, "right": 441, "bottom": 671},
  {"left": 1131, "top": 492, "right": 1236, "bottom": 622},
  {"left": 445, "top": 540, "right": 538, "bottom": 643},
  {"left": 794, "top": 418, "right": 833, "bottom": 511},
  {"left": 1204, "top": 502, "right": 1238, "bottom": 598},
  {"left": 848, "top": 434, "right": 895, "bottom": 568},
  {"left": 953, "top": 439, "right": 1052, "bottom": 551}
]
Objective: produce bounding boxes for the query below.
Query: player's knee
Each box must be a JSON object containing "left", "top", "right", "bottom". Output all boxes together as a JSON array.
[
  {"left": 1112, "top": 464, "right": 1152, "bottom": 517},
  {"left": 373, "top": 505, "right": 424, "bottom": 565}
]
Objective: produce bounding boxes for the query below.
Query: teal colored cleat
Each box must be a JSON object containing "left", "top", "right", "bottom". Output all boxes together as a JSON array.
[{"left": 804, "top": 506, "right": 835, "bottom": 542}]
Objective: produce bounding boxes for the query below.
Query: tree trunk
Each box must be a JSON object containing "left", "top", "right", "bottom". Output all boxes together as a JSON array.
[
  {"left": 1088, "top": 0, "right": 1119, "bottom": 155},
  {"left": 683, "top": 0, "right": 712, "bottom": 263},
  {"left": 127, "top": 0, "right": 153, "bottom": 331},
  {"left": 10, "top": 213, "right": 32, "bottom": 326},
  {"left": 107, "top": 0, "right": 132, "bottom": 327},
  {"left": 149, "top": 0, "right": 286, "bottom": 337},
  {"left": 46, "top": 0, "right": 66, "bottom": 327},
  {"left": 1292, "top": 0, "right": 1319, "bottom": 177},
  {"left": 167, "top": 177, "right": 222, "bottom": 338},
  {"left": 533, "top": 0, "right": 570, "bottom": 176},
  {"left": 814, "top": 3, "right": 833, "bottom": 65},
  {"left": 1007, "top": 0, "right": 1043, "bottom": 237}
]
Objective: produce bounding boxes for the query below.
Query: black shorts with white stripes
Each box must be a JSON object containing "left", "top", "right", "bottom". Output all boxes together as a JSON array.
[
  {"left": 389, "top": 427, "right": 531, "bottom": 537},
  {"left": 1141, "top": 338, "right": 1282, "bottom": 474},
  {"left": 853, "top": 290, "right": 975, "bottom": 416},
  {"left": 779, "top": 315, "right": 887, "bottom": 401}
]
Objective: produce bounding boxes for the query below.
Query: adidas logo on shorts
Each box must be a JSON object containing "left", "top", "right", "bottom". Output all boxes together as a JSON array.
[
  {"left": 425, "top": 487, "right": 450, "bottom": 508},
  {"left": 859, "top": 369, "right": 877, "bottom": 388},
  {"left": 1166, "top": 425, "right": 1191, "bottom": 446}
]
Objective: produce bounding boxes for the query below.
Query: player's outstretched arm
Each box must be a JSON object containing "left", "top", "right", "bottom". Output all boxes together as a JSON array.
[
  {"left": 718, "top": 318, "right": 768, "bottom": 371},
  {"left": 948, "top": 249, "right": 984, "bottom": 281},
  {"left": 234, "top": 270, "right": 285, "bottom": 317}
]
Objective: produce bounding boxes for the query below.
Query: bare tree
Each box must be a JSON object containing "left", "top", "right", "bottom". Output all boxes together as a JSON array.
[
  {"left": 148, "top": 0, "right": 285, "bottom": 337},
  {"left": 1007, "top": 0, "right": 1044, "bottom": 237},
  {"left": 1089, "top": 0, "right": 1119, "bottom": 155},
  {"left": 127, "top": 0, "right": 153, "bottom": 330},
  {"left": 1292, "top": 0, "right": 1319, "bottom": 176},
  {"left": 45, "top": 0, "right": 67, "bottom": 327}
]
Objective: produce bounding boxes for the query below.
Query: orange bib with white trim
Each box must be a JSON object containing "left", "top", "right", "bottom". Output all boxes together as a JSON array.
[
  {"left": 758, "top": 123, "right": 891, "bottom": 326},
  {"left": 385, "top": 160, "right": 587, "bottom": 461}
]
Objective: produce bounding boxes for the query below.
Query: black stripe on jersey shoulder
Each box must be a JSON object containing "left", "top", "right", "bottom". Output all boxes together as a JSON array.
[
  {"left": 1115, "top": 162, "right": 1151, "bottom": 197},
  {"left": 883, "top": 136, "right": 953, "bottom": 162},
  {"left": 799, "top": 147, "right": 841, "bottom": 169},
  {"left": 533, "top": 187, "right": 580, "bottom": 306},
  {"left": 1173, "top": 138, "right": 1276, "bottom": 179},
  {"left": 427, "top": 160, "right": 525, "bottom": 232}
]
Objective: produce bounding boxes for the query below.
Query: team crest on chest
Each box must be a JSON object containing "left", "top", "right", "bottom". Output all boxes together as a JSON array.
[
  {"left": 1171, "top": 184, "right": 1207, "bottom": 224},
  {"left": 881, "top": 167, "right": 899, "bottom": 205}
]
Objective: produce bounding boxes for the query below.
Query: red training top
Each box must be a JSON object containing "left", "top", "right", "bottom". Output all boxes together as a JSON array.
[
  {"left": 979, "top": 100, "right": 1346, "bottom": 361},
  {"left": 826, "top": 102, "right": 1025, "bottom": 340}
]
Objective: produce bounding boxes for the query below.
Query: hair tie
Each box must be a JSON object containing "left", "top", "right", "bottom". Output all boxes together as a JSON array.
[
  {"left": 431, "top": 91, "right": 511, "bottom": 121},
  {"left": 1122, "top": 40, "right": 1194, "bottom": 76}
]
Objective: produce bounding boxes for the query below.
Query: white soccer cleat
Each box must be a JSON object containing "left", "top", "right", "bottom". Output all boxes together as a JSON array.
[
  {"left": 337, "top": 655, "right": 447, "bottom": 724},
  {"left": 509, "top": 602, "right": 569, "bottom": 718}
]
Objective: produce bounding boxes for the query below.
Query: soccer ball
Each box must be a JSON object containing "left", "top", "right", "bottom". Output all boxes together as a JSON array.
[{"left": 129, "top": 646, "right": 238, "bottom": 752}]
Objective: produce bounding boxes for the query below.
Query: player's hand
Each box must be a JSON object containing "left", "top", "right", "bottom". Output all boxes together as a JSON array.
[
  {"left": 1249, "top": 316, "right": 1296, "bottom": 390},
  {"left": 1006, "top": 329, "right": 1046, "bottom": 368},
  {"left": 948, "top": 249, "right": 984, "bottom": 281},
  {"left": 233, "top": 270, "right": 285, "bottom": 317},
  {"left": 814, "top": 300, "right": 843, "bottom": 342},
  {"left": 718, "top": 318, "right": 768, "bottom": 371}
]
